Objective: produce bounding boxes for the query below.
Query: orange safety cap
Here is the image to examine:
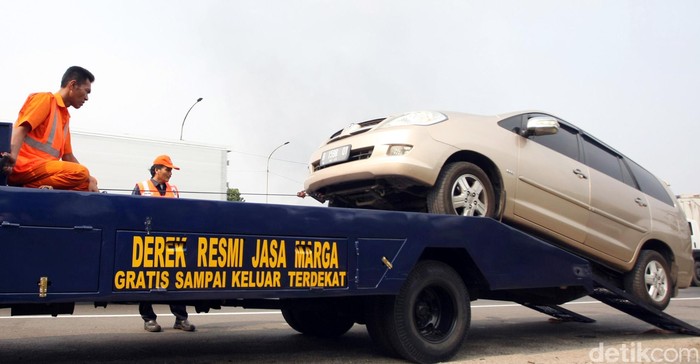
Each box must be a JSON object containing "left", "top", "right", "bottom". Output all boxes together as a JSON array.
[{"left": 153, "top": 155, "right": 180, "bottom": 170}]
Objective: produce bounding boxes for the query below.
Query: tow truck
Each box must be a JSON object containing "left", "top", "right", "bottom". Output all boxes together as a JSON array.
[{"left": 0, "top": 122, "right": 698, "bottom": 363}]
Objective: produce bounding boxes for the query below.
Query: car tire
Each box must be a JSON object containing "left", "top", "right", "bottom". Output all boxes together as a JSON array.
[
  {"left": 624, "top": 250, "right": 672, "bottom": 310},
  {"left": 427, "top": 162, "right": 496, "bottom": 217}
]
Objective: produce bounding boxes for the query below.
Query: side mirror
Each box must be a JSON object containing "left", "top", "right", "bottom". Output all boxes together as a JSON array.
[{"left": 520, "top": 116, "right": 560, "bottom": 137}]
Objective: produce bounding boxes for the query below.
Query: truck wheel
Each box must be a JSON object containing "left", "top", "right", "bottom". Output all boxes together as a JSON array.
[
  {"left": 427, "top": 162, "right": 495, "bottom": 218},
  {"left": 365, "top": 296, "right": 401, "bottom": 358},
  {"left": 365, "top": 260, "right": 470, "bottom": 363},
  {"left": 281, "top": 306, "right": 354, "bottom": 337},
  {"left": 693, "top": 260, "right": 700, "bottom": 287},
  {"left": 624, "top": 250, "right": 672, "bottom": 310}
]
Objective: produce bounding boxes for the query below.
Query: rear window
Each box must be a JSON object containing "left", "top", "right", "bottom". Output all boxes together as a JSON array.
[
  {"left": 581, "top": 135, "right": 636, "bottom": 188},
  {"left": 625, "top": 159, "right": 674, "bottom": 206},
  {"left": 581, "top": 136, "right": 623, "bottom": 181}
]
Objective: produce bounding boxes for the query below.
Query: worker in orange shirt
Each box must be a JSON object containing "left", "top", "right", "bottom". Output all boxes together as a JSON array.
[
  {"left": 1, "top": 66, "right": 98, "bottom": 191},
  {"left": 132, "top": 155, "right": 195, "bottom": 332}
]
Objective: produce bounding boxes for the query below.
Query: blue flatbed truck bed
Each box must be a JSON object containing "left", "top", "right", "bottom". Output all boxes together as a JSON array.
[{"left": 0, "top": 123, "right": 698, "bottom": 363}]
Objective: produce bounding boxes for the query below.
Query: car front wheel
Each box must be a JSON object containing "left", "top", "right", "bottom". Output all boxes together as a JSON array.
[
  {"left": 427, "top": 162, "right": 496, "bottom": 218},
  {"left": 624, "top": 250, "right": 672, "bottom": 310}
]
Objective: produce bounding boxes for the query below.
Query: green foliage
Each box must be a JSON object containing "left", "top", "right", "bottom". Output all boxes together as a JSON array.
[{"left": 227, "top": 187, "right": 245, "bottom": 202}]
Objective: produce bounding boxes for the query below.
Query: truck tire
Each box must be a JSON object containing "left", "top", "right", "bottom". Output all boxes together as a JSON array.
[
  {"left": 281, "top": 306, "right": 354, "bottom": 338},
  {"left": 365, "top": 260, "right": 470, "bottom": 364},
  {"left": 365, "top": 296, "right": 401, "bottom": 358},
  {"left": 624, "top": 250, "right": 672, "bottom": 310},
  {"left": 693, "top": 260, "right": 700, "bottom": 287},
  {"left": 427, "top": 162, "right": 495, "bottom": 218}
]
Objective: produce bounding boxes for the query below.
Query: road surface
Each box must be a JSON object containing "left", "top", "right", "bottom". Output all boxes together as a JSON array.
[{"left": 1, "top": 287, "right": 699, "bottom": 363}]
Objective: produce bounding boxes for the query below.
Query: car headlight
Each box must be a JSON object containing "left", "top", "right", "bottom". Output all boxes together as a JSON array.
[{"left": 379, "top": 111, "right": 448, "bottom": 128}]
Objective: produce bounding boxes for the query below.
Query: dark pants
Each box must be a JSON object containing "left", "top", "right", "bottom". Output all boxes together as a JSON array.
[{"left": 139, "top": 302, "right": 188, "bottom": 322}]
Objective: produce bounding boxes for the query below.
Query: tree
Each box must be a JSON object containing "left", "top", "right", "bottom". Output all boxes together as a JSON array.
[{"left": 227, "top": 187, "right": 245, "bottom": 202}]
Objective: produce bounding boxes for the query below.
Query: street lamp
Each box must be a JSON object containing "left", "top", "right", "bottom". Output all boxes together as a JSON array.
[
  {"left": 179, "top": 97, "right": 203, "bottom": 140},
  {"left": 266, "top": 141, "right": 290, "bottom": 203}
]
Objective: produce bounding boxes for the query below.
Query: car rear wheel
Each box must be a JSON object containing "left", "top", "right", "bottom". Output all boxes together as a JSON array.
[
  {"left": 624, "top": 250, "right": 672, "bottom": 310},
  {"left": 427, "top": 162, "right": 496, "bottom": 217}
]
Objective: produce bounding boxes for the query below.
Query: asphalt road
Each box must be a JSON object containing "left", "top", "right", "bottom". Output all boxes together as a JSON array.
[{"left": 1, "top": 287, "right": 699, "bottom": 363}]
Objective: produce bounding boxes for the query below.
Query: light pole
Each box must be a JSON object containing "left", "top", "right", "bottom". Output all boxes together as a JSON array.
[
  {"left": 179, "top": 97, "right": 203, "bottom": 140},
  {"left": 266, "top": 141, "right": 290, "bottom": 203}
]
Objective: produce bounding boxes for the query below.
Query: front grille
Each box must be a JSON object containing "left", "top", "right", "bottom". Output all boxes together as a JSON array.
[{"left": 312, "top": 146, "right": 374, "bottom": 171}]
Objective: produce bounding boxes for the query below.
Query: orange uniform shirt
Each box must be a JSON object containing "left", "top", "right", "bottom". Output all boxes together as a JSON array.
[{"left": 12, "top": 92, "right": 73, "bottom": 175}]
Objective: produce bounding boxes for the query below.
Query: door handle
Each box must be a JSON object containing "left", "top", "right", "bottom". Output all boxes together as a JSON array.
[
  {"left": 634, "top": 197, "right": 648, "bottom": 207},
  {"left": 572, "top": 168, "right": 588, "bottom": 179}
]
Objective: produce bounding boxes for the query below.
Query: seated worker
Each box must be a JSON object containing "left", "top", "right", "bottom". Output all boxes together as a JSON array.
[
  {"left": 132, "top": 155, "right": 195, "bottom": 332},
  {"left": 2, "top": 66, "right": 98, "bottom": 191}
]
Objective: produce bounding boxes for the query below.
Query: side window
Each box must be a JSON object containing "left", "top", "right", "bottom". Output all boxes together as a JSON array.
[
  {"left": 581, "top": 136, "right": 625, "bottom": 183},
  {"left": 497, "top": 114, "right": 523, "bottom": 132},
  {"left": 619, "top": 159, "right": 637, "bottom": 188},
  {"left": 529, "top": 123, "right": 580, "bottom": 160},
  {"left": 625, "top": 159, "right": 674, "bottom": 206}
]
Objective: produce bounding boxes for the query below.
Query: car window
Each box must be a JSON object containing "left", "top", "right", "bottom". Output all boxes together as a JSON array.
[
  {"left": 497, "top": 114, "right": 523, "bottom": 132},
  {"left": 619, "top": 158, "right": 637, "bottom": 188},
  {"left": 625, "top": 158, "right": 674, "bottom": 206},
  {"left": 581, "top": 135, "right": 626, "bottom": 183},
  {"left": 529, "top": 123, "right": 580, "bottom": 160}
]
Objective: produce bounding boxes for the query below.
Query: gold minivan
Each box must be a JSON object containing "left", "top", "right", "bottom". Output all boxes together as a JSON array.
[{"left": 304, "top": 110, "right": 694, "bottom": 310}]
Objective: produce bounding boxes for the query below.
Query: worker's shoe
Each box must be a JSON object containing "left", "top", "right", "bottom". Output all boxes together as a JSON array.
[
  {"left": 173, "top": 319, "right": 195, "bottom": 332},
  {"left": 144, "top": 320, "right": 162, "bottom": 332}
]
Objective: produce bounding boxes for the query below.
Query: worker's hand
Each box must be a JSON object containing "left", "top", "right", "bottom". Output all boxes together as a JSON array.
[
  {"left": 297, "top": 190, "right": 307, "bottom": 198},
  {"left": 0, "top": 152, "right": 15, "bottom": 175}
]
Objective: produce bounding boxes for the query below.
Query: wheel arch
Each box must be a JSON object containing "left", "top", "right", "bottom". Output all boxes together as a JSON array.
[
  {"left": 443, "top": 151, "right": 505, "bottom": 218},
  {"left": 418, "top": 247, "right": 489, "bottom": 299},
  {"left": 638, "top": 239, "right": 678, "bottom": 286},
  {"left": 639, "top": 239, "right": 675, "bottom": 266}
]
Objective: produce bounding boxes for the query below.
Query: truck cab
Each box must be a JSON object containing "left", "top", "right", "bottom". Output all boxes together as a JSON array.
[
  {"left": 689, "top": 219, "right": 699, "bottom": 250},
  {"left": 688, "top": 219, "right": 700, "bottom": 286}
]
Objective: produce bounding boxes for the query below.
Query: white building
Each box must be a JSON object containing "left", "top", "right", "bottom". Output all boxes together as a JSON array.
[{"left": 71, "top": 130, "right": 229, "bottom": 200}]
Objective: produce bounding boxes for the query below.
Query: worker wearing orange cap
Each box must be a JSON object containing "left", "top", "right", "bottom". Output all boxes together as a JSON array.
[
  {"left": 2, "top": 66, "right": 98, "bottom": 191},
  {"left": 133, "top": 155, "right": 181, "bottom": 197},
  {"left": 132, "top": 155, "right": 195, "bottom": 332}
]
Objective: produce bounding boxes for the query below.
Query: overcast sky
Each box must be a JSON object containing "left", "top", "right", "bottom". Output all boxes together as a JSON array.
[{"left": 1, "top": 1, "right": 699, "bottom": 205}]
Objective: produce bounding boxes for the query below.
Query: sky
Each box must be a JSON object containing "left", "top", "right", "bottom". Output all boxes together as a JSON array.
[{"left": 1, "top": 1, "right": 700, "bottom": 205}]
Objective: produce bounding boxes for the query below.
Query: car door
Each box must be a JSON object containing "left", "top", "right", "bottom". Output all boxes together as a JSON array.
[
  {"left": 581, "top": 135, "right": 651, "bottom": 263},
  {"left": 513, "top": 116, "right": 591, "bottom": 243}
]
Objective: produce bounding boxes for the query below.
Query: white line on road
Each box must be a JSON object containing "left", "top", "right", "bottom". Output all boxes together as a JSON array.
[{"left": 2, "top": 297, "right": 697, "bottom": 319}]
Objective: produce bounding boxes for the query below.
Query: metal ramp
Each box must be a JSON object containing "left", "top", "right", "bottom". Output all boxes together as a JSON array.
[
  {"left": 519, "top": 273, "right": 700, "bottom": 335},
  {"left": 519, "top": 302, "right": 596, "bottom": 323},
  {"left": 589, "top": 273, "right": 700, "bottom": 335}
]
